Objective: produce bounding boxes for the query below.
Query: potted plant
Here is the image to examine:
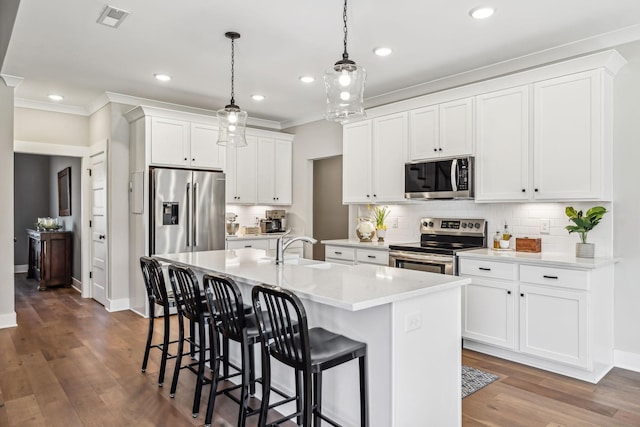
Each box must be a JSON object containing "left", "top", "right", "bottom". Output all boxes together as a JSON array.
[
  {"left": 565, "top": 206, "right": 607, "bottom": 258},
  {"left": 372, "top": 205, "right": 390, "bottom": 242}
]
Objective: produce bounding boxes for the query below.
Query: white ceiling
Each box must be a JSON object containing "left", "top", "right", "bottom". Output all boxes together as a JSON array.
[{"left": 2, "top": 0, "right": 640, "bottom": 128}]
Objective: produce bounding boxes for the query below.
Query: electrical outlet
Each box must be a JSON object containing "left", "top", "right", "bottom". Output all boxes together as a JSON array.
[
  {"left": 405, "top": 313, "right": 422, "bottom": 332},
  {"left": 391, "top": 216, "right": 399, "bottom": 228},
  {"left": 540, "top": 219, "right": 550, "bottom": 234}
]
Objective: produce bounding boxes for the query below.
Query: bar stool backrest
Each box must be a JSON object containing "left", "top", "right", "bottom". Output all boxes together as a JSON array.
[
  {"left": 140, "top": 256, "right": 171, "bottom": 311},
  {"left": 203, "top": 274, "right": 247, "bottom": 341},
  {"left": 252, "top": 285, "right": 311, "bottom": 371},
  {"left": 168, "top": 264, "right": 203, "bottom": 322}
]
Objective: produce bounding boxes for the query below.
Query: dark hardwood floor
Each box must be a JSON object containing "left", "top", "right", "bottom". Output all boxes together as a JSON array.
[{"left": 2, "top": 273, "right": 640, "bottom": 426}]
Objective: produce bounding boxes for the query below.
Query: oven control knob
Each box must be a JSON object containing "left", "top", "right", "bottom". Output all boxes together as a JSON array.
[
  {"left": 461, "top": 223, "right": 467, "bottom": 228},
  {"left": 422, "top": 221, "right": 429, "bottom": 227},
  {"left": 474, "top": 222, "right": 481, "bottom": 229},
  {"left": 428, "top": 221, "right": 434, "bottom": 227},
  {"left": 467, "top": 222, "right": 474, "bottom": 228}
]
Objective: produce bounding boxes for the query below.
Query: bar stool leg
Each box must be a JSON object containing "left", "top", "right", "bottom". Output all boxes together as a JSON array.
[
  {"left": 238, "top": 340, "right": 251, "bottom": 427},
  {"left": 295, "top": 369, "right": 302, "bottom": 426},
  {"left": 141, "top": 303, "right": 154, "bottom": 373},
  {"left": 248, "top": 344, "right": 256, "bottom": 396},
  {"left": 204, "top": 324, "right": 220, "bottom": 427},
  {"left": 222, "top": 336, "right": 230, "bottom": 377},
  {"left": 359, "top": 355, "right": 368, "bottom": 427},
  {"left": 302, "top": 370, "right": 312, "bottom": 427},
  {"left": 192, "top": 319, "right": 206, "bottom": 417},
  {"left": 170, "top": 312, "right": 185, "bottom": 397},
  {"left": 313, "top": 372, "right": 322, "bottom": 427},
  {"left": 158, "top": 310, "right": 170, "bottom": 386}
]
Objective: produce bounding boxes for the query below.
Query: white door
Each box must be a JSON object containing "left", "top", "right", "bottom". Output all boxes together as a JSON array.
[{"left": 90, "top": 151, "right": 108, "bottom": 306}]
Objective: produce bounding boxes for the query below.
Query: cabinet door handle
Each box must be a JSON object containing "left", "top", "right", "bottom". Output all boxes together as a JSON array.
[
  {"left": 366, "top": 194, "right": 370, "bottom": 198},
  {"left": 334, "top": 251, "right": 342, "bottom": 255},
  {"left": 543, "top": 275, "right": 558, "bottom": 279},
  {"left": 520, "top": 293, "right": 525, "bottom": 297},
  {"left": 534, "top": 188, "right": 539, "bottom": 192},
  {"left": 98, "top": 234, "right": 105, "bottom": 240},
  {"left": 433, "top": 148, "right": 437, "bottom": 152},
  {"left": 521, "top": 189, "right": 526, "bottom": 193},
  {"left": 507, "top": 290, "right": 511, "bottom": 295},
  {"left": 367, "top": 255, "right": 376, "bottom": 259},
  {"left": 438, "top": 147, "right": 443, "bottom": 151},
  {"left": 479, "top": 267, "right": 491, "bottom": 271},
  {"left": 373, "top": 194, "right": 377, "bottom": 198},
  {"left": 244, "top": 245, "right": 252, "bottom": 248}
]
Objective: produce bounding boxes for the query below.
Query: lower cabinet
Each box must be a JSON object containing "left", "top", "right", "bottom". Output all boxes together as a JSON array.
[
  {"left": 27, "top": 229, "right": 73, "bottom": 291},
  {"left": 226, "top": 238, "right": 270, "bottom": 250},
  {"left": 324, "top": 244, "right": 389, "bottom": 266},
  {"left": 459, "top": 256, "right": 613, "bottom": 383}
]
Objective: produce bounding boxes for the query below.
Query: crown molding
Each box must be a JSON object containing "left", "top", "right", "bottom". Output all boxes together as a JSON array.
[
  {"left": 0, "top": 74, "right": 23, "bottom": 88},
  {"left": 14, "top": 97, "right": 89, "bottom": 116}
]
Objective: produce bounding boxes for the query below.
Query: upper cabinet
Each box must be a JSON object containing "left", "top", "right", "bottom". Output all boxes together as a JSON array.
[
  {"left": 475, "top": 69, "right": 613, "bottom": 202},
  {"left": 257, "top": 137, "right": 293, "bottom": 205},
  {"left": 150, "top": 117, "right": 224, "bottom": 170},
  {"left": 409, "top": 98, "right": 474, "bottom": 161},
  {"left": 343, "top": 112, "right": 407, "bottom": 204},
  {"left": 533, "top": 70, "right": 605, "bottom": 200},
  {"left": 475, "top": 86, "right": 530, "bottom": 202},
  {"left": 226, "top": 136, "right": 257, "bottom": 204}
]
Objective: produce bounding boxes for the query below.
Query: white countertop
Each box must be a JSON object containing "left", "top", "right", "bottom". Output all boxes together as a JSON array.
[
  {"left": 457, "top": 248, "right": 618, "bottom": 269},
  {"left": 155, "top": 248, "right": 469, "bottom": 311},
  {"left": 321, "top": 238, "right": 398, "bottom": 249}
]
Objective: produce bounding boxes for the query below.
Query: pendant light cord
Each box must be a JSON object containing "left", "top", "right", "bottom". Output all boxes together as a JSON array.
[
  {"left": 342, "top": 0, "right": 349, "bottom": 61},
  {"left": 230, "top": 37, "right": 235, "bottom": 105}
]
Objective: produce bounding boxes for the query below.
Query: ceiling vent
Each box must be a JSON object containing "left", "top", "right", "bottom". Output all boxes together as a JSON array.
[{"left": 97, "top": 5, "right": 130, "bottom": 28}]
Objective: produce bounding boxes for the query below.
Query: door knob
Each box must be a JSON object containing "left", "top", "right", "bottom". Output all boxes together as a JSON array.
[{"left": 99, "top": 234, "right": 106, "bottom": 240}]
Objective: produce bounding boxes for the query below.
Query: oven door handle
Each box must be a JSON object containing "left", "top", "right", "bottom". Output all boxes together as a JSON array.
[{"left": 390, "top": 251, "right": 454, "bottom": 263}]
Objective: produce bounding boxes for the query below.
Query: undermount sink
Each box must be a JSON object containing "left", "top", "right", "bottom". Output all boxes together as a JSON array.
[{"left": 303, "top": 262, "right": 332, "bottom": 270}]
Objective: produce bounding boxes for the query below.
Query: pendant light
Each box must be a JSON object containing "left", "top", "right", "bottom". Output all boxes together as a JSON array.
[
  {"left": 324, "top": 0, "right": 366, "bottom": 123},
  {"left": 217, "top": 32, "right": 248, "bottom": 147}
]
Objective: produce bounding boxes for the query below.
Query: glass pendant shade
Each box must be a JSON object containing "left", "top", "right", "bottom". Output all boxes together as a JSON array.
[
  {"left": 217, "top": 104, "right": 247, "bottom": 147},
  {"left": 324, "top": 60, "right": 366, "bottom": 123}
]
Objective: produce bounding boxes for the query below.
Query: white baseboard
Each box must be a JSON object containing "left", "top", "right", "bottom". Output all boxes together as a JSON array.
[
  {"left": 71, "top": 277, "right": 82, "bottom": 293},
  {"left": 614, "top": 350, "right": 640, "bottom": 373},
  {"left": 106, "top": 298, "right": 130, "bottom": 312},
  {"left": 14, "top": 264, "right": 28, "bottom": 273},
  {"left": 0, "top": 312, "right": 17, "bottom": 329}
]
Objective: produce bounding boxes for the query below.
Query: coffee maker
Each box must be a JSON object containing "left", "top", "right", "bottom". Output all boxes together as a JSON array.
[{"left": 260, "top": 210, "right": 286, "bottom": 233}]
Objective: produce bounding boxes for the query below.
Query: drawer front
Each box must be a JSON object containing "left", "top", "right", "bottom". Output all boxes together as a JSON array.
[
  {"left": 325, "top": 246, "right": 355, "bottom": 261},
  {"left": 459, "top": 258, "right": 517, "bottom": 281},
  {"left": 356, "top": 248, "right": 389, "bottom": 265},
  {"left": 520, "top": 265, "right": 588, "bottom": 291},
  {"left": 227, "top": 239, "right": 269, "bottom": 250}
]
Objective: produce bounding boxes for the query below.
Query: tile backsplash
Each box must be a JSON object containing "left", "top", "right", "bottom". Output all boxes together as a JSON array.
[{"left": 351, "top": 201, "right": 613, "bottom": 257}]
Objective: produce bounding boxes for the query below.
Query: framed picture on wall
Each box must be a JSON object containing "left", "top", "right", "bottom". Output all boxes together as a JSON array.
[{"left": 58, "top": 167, "right": 71, "bottom": 216}]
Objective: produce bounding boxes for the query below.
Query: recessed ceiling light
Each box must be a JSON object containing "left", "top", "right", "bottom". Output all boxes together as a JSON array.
[
  {"left": 470, "top": 7, "right": 495, "bottom": 20},
  {"left": 373, "top": 47, "right": 393, "bottom": 57},
  {"left": 251, "top": 94, "right": 265, "bottom": 101},
  {"left": 48, "top": 94, "right": 64, "bottom": 101},
  {"left": 299, "top": 76, "right": 315, "bottom": 83},
  {"left": 154, "top": 73, "right": 171, "bottom": 82}
]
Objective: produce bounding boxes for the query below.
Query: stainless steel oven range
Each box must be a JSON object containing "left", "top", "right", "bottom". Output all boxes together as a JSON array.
[{"left": 389, "top": 218, "right": 487, "bottom": 275}]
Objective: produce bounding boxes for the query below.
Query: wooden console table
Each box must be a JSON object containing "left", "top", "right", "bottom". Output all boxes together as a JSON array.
[{"left": 27, "top": 229, "right": 73, "bottom": 291}]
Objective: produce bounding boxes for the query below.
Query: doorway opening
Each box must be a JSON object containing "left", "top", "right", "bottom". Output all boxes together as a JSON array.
[{"left": 312, "top": 155, "right": 348, "bottom": 261}]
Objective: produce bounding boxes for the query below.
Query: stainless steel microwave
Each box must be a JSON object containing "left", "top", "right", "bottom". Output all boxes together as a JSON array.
[{"left": 404, "top": 157, "right": 474, "bottom": 200}]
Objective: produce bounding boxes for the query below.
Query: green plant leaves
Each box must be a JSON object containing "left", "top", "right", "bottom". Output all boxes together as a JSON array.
[{"left": 564, "top": 205, "right": 607, "bottom": 243}]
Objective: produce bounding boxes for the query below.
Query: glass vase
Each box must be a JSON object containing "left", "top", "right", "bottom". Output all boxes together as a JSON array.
[{"left": 355, "top": 217, "right": 376, "bottom": 242}]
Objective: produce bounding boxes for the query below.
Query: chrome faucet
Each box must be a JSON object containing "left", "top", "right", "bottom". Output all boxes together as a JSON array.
[{"left": 275, "top": 230, "right": 318, "bottom": 264}]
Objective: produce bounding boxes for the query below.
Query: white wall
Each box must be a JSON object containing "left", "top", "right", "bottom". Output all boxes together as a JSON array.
[
  {"left": 15, "top": 107, "right": 89, "bottom": 146},
  {"left": 612, "top": 41, "right": 640, "bottom": 360},
  {"left": 0, "top": 80, "right": 16, "bottom": 328}
]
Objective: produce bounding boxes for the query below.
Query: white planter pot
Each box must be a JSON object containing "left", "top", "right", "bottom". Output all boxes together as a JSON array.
[{"left": 576, "top": 243, "right": 595, "bottom": 258}]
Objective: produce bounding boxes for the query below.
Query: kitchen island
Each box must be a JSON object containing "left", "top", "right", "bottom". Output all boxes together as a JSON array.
[{"left": 155, "top": 248, "right": 470, "bottom": 427}]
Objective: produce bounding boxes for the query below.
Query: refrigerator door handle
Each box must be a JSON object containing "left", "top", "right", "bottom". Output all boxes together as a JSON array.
[
  {"left": 186, "top": 183, "right": 191, "bottom": 247},
  {"left": 192, "top": 182, "right": 198, "bottom": 247}
]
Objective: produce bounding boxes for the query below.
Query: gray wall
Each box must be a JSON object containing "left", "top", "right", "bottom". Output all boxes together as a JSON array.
[
  {"left": 13, "top": 153, "right": 82, "bottom": 281},
  {"left": 14, "top": 154, "right": 50, "bottom": 265}
]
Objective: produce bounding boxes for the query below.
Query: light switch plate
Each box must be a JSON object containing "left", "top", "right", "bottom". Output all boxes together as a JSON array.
[{"left": 405, "top": 312, "right": 422, "bottom": 332}]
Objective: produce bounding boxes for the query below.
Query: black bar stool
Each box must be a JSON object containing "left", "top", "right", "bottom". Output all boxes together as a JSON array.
[
  {"left": 252, "top": 284, "right": 369, "bottom": 427},
  {"left": 139, "top": 256, "right": 178, "bottom": 387},
  {"left": 202, "top": 274, "right": 298, "bottom": 427},
  {"left": 167, "top": 264, "right": 216, "bottom": 418}
]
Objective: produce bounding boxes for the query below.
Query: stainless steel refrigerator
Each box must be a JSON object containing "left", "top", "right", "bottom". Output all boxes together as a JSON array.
[{"left": 150, "top": 167, "right": 225, "bottom": 255}]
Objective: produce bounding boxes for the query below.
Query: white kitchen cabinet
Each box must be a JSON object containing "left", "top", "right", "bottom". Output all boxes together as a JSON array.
[
  {"left": 190, "top": 123, "right": 225, "bottom": 169},
  {"left": 356, "top": 248, "right": 389, "bottom": 266},
  {"left": 150, "top": 118, "right": 223, "bottom": 169},
  {"left": 343, "top": 113, "right": 407, "bottom": 204},
  {"left": 409, "top": 98, "right": 473, "bottom": 161},
  {"left": 150, "top": 117, "right": 190, "bottom": 167},
  {"left": 533, "top": 70, "right": 606, "bottom": 200},
  {"left": 474, "top": 86, "right": 530, "bottom": 202},
  {"left": 458, "top": 254, "right": 614, "bottom": 383},
  {"left": 257, "top": 137, "right": 292, "bottom": 205},
  {"left": 519, "top": 283, "right": 588, "bottom": 368},
  {"left": 226, "top": 238, "right": 269, "bottom": 250},
  {"left": 226, "top": 136, "right": 257, "bottom": 204},
  {"left": 324, "top": 244, "right": 389, "bottom": 266}
]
